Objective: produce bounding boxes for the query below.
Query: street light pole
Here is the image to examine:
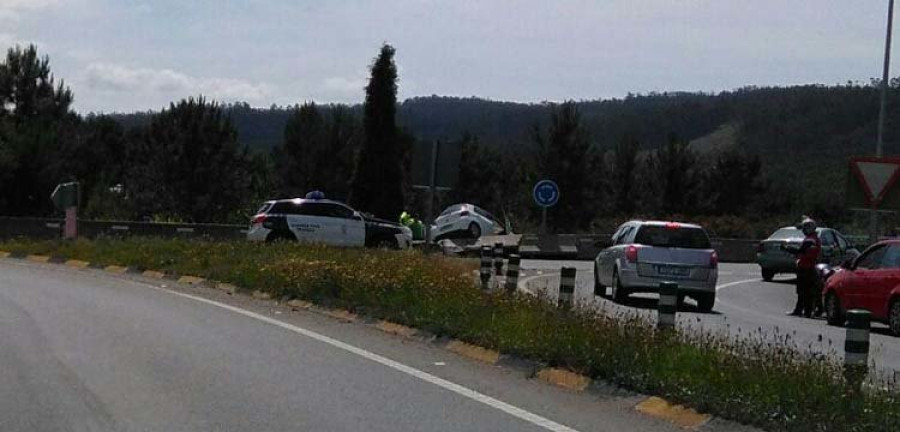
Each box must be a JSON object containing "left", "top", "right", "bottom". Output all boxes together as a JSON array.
[
  {"left": 877, "top": 0, "right": 895, "bottom": 158},
  {"left": 872, "top": 0, "right": 895, "bottom": 244}
]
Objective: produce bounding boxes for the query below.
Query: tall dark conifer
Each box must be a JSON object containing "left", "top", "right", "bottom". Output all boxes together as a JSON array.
[{"left": 349, "top": 44, "right": 405, "bottom": 219}]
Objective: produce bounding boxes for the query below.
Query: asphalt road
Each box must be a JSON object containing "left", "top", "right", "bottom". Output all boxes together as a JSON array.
[
  {"left": 520, "top": 260, "right": 900, "bottom": 375},
  {"left": 0, "top": 259, "right": 759, "bottom": 432}
]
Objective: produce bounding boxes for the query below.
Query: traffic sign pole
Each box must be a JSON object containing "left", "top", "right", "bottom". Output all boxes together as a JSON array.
[
  {"left": 533, "top": 179, "right": 559, "bottom": 235},
  {"left": 65, "top": 207, "right": 77, "bottom": 239},
  {"left": 541, "top": 207, "right": 547, "bottom": 235}
]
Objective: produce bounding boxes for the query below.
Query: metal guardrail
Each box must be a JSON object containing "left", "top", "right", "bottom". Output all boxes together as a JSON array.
[
  {"left": 0, "top": 217, "right": 247, "bottom": 240},
  {"left": 0, "top": 216, "right": 764, "bottom": 263}
]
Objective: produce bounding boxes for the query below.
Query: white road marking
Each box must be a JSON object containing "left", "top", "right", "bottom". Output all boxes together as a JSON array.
[
  {"left": 151, "top": 286, "right": 580, "bottom": 432},
  {"left": 715, "top": 279, "right": 759, "bottom": 292}
]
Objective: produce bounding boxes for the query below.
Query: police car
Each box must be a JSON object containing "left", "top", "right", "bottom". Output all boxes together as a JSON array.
[{"left": 247, "top": 194, "right": 412, "bottom": 249}]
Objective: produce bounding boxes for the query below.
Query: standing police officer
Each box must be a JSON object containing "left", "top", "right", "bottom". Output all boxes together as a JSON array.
[{"left": 783, "top": 217, "right": 822, "bottom": 317}]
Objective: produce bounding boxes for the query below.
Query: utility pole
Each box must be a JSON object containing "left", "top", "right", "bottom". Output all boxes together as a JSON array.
[
  {"left": 872, "top": 0, "right": 895, "bottom": 244},
  {"left": 878, "top": 0, "right": 895, "bottom": 158}
]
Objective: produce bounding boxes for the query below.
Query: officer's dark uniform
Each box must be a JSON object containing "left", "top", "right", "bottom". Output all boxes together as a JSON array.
[{"left": 785, "top": 230, "right": 821, "bottom": 317}]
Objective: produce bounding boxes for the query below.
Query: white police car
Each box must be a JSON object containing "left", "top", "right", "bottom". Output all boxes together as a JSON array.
[{"left": 247, "top": 194, "right": 412, "bottom": 249}]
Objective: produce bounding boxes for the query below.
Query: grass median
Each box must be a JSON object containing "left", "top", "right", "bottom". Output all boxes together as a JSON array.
[{"left": 2, "top": 237, "right": 899, "bottom": 431}]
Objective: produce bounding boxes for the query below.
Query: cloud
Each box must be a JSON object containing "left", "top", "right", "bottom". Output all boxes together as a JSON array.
[
  {"left": 323, "top": 76, "right": 366, "bottom": 96},
  {"left": 83, "top": 63, "right": 271, "bottom": 105},
  {"left": 0, "top": 0, "right": 60, "bottom": 22}
]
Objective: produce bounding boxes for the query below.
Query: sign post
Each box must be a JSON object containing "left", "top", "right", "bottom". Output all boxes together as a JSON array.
[
  {"left": 532, "top": 179, "right": 559, "bottom": 234},
  {"left": 51, "top": 181, "right": 79, "bottom": 239},
  {"left": 411, "top": 140, "right": 461, "bottom": 245}
]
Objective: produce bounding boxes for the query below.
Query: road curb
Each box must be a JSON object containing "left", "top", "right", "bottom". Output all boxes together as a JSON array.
[
  {"left": 26, "top": 254, "right": 51, "bottom": 263},
  {"left": 177, "top": 275, "right": 206, "bottom": 286},
  {"left": 323, "top": 308, "right": 357, "bottom": 322},
  {"left": 65, "top": 259, "right": 91, "bottom": 269},
  {"left": 536, "top": 367, "right": 591, "bottom": 391},
  {"left": 142, "top": 270, "right": 166, "bottom": 279},
  {"left": 216, "top": 282, "right": 238, "bottom": 295},
  {"left": 0, "top": 250, "right": 9, "bottom": 258},
  {"left": 446, "top": 340, "right": 500, "bottom": 365},
  {"left": 104, "top": 265, "right": 129, "bottom": 274},
  {"left": 635, "top": 396, "right": 710, "bottom": 429},
  {"left": 375, "top": 320, "right": 416, "bottom": 338},
  {"left": 286, "top": 299, "right": 312, "bottom": 310},
  {"left": 251, "top": 290, "right": 272, "bottom": 300}
]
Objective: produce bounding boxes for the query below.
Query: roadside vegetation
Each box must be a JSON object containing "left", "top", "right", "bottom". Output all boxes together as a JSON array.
[{"left": 2, "top": 237, "right": 899, "bottom": 431}]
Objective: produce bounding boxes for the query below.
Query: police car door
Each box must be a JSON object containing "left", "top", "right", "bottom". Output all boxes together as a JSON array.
[
  {"left": 301, "top": 202, "right": 344, "bottom": 246},
  {"left": 284, "top": 202, "right": 321, "bottom": 243},
  {"left": 324, "top": 203, "right": 365, "bottom": 247}
]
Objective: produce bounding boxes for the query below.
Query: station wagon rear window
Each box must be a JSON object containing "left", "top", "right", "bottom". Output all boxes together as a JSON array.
[{"left": 634, "top": 226, "right": 711, "bottom": 249}]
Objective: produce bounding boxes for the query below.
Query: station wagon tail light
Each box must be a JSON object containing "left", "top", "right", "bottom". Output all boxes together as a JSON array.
[
  {"left": 251, "top": 214, "right": 267, "bottom": 225},
  {"left": 710, "top": 251, "right": 719, "bottom": 268},
  {"left": 665, "top": 222, "right": 680, "bottom": 230},
  {"left": 625, "top": 245, "right": 639, "bottom": 263},
  {"left": 757, "top": 242, "right": 765, "bottom": 253}
]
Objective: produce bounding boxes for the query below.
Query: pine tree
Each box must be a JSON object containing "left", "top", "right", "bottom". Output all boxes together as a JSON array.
[
  {"left": 532, "top": 102, "right": 599, "bottom": 231},
  {"left": 126, "top": 96, "right": 251, "bottom": 222},
  {"left": 0, "top": 44, "right": 75, "bottom": 215},
  {"left": 612, "top": 134, "right": 639, "bottom": 215},
  {"left": 349, "top": 44, "right": 405, "bottom": 219},
  {"left": 276, "top": 103, "right": 359, "bottom": 200}
]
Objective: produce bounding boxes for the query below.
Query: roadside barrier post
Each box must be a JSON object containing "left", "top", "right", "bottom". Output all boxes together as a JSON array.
[
  {"left": 493, "top": 242, "right": 504, "bottom": 276},
  {"left": 505, "top": 254, "right": 521, "bottom": 294},
  {"left": 844, "top": 309, "right": 871, "bottom": 390},
  {"left": 558, "top": 267, "right": 576, "bottom": 308},
  {"left": 480, "top": 246, "right": 492, "bottom": 292},
  {"left": 657, "top": 282, "right": 678, "bottom": 330}
]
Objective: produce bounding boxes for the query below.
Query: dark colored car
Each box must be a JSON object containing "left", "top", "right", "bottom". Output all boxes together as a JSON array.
[
  {"left": 822, "top": 240, "right": 900, "bottom": 336},
  {"left": 756, "top": 226, "right": 859, "bottom": 281}
]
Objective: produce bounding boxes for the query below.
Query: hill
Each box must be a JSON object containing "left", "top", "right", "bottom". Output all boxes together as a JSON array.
[{"left": 110, "top": 84, "right": 900, "bottom": 218}]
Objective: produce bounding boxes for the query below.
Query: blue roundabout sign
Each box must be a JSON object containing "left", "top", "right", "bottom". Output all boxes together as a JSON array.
[{"left": 533, "top": 180, "right": 559, "bottom": 208}]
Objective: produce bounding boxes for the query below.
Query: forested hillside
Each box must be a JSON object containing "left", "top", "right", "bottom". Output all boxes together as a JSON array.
[{"left": 7, "top": 43, "right": 900, "bottom": 236}]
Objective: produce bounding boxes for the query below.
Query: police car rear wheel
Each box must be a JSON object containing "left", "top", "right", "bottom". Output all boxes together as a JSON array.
[
  {"left": 375, "top": 238, "right": 398, "bottom": 250},
  {"left": 266, "top": 232, "right": 295, "bottom": 243}
]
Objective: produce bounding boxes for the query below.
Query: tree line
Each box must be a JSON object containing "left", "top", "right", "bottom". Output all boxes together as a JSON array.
[{"left": 3, "top": 43, "right": 885, "bottom": 235}]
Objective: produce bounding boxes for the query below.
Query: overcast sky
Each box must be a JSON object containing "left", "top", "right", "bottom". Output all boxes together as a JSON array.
[{"left": 1, "top": 0, "right": 897, "bottom": 113}]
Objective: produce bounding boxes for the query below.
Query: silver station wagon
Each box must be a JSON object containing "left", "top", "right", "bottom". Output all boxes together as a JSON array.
[{"left": 593, "top": 220, "right": 719, "bottom": 312}]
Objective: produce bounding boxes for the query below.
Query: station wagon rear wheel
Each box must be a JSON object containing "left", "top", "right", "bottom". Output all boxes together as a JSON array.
[
  {"left": 611, "top": 269, "right": 628, "bottom": 303},
  {"left": 761, "top": 269, "right": 775, "bottom": 282},
  {"left": 593, "top": 262, "right": 606, "bottom": 297}
]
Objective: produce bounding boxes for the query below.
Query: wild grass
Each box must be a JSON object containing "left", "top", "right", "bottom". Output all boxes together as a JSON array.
[{"left": 2, "top": 237, "right": 899, "bottom": 431}]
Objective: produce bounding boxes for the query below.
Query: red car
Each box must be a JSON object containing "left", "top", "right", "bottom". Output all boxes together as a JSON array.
[{"left": 823, "top": 240, "right": 900, "bottom": 335}]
